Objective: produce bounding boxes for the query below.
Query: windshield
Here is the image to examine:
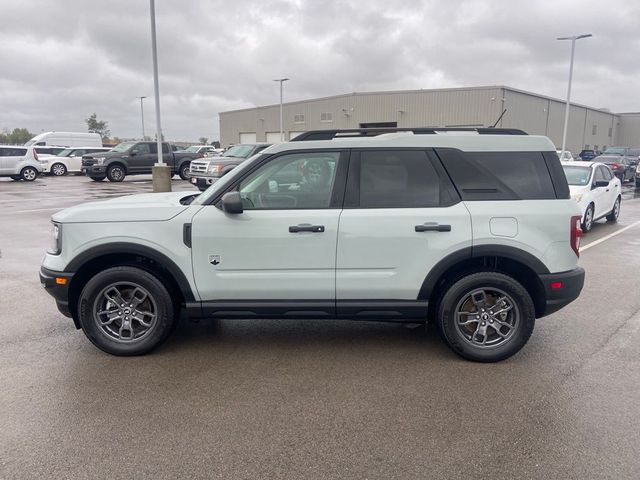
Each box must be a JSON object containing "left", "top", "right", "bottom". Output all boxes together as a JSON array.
[
  {"left": 57, "top": 149, "right": 74, "bottom": 157},
  {"left": 112, "top": 142, "right": 136, "bottom": 153},
  {"left": 191, "top": 153, "right": 264, "bottom": 206},
  {"left": 185, "top": 146, "right": 201, "bottom": 153},
  {"left": 603, "top": 147, "right": 625, "bottom": 155},
  {"left": 563, "top": 166, "right": 591, "bottom": 186},
  {"left": 223, "top": 144, "right": 254, "bottom": 158}
]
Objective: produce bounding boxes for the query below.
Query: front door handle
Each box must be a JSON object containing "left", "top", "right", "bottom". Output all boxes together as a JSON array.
[
  {"left": 415, "top": 223, "right": 451, "bottom": 232},
  {"left": 289, "top": 224, "right": 325, "bottom": 233}
]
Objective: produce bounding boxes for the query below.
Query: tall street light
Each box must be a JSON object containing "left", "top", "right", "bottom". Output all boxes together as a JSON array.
[
  {"left": 149, "top": 0, "right": 171, "bottom": 192},
  {"left": 273, "top": 78, "right": 289, "bottom": 142},
  {"left": 557, "top": 34, "right": 592, "bottom": 156},
  {"left": 137, "top": 96, "right": 147, "bottom": 140}
]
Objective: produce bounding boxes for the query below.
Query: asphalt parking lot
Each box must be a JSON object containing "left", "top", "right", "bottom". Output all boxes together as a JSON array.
[{"left": 2, "top": 175, "right": 640, "bottom": 479}]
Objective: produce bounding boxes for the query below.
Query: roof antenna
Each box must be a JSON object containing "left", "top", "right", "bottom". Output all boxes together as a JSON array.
[{"left": 491, "top": 109, "right": 507, "bottom": 128}]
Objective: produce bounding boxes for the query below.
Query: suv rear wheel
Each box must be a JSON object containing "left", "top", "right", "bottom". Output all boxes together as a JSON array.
[
  {"left": 21, "top": 166, "right": 38, "bottom": 181},
  {"left": 106, "top": 164, "right": 126, "bottom": 182},
  {"left": 437, "top": 272, "right": 535, "bottom": 362},
  {"left": 78, "top": 266, "right": 176, "bottom": 356}
]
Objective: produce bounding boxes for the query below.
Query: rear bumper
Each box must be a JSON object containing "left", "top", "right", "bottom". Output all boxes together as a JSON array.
[
  {"left": 39, "top": 266, "right": 74, "bottom": 319},
  {"left": 538, "top": 267, "right": 585, "bottom": 317}
]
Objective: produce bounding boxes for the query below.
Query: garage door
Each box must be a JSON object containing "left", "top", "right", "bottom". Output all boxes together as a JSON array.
[
  {"left": 239, "top": 132, "right": 256, "bottom": 143},
  {"left": 289, "top": 131, "right": 305, "bottom": 140},
  {"left": 265, "top": 132, "right": 283, "bottom": 143}
]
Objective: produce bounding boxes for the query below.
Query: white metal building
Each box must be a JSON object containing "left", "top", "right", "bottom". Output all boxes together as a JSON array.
[{"left": 219, "top": 86, "right": 639, "bottom": 152}]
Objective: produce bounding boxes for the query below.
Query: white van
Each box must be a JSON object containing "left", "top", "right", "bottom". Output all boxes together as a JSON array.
[{"left": 25, "top": 132, "right": 102, "bottom": 148}]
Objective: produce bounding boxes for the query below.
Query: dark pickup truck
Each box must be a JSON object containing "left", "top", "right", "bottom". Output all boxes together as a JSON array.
[{"left": 81, "top": 141, "right": 202, "bottom": 182}]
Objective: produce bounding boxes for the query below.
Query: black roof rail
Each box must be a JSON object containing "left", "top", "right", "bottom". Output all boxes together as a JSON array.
[{"left": 290, "top": 127, "right": 528, "bottom": 141}]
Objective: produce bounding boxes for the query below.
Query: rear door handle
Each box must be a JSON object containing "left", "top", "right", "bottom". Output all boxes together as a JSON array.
[
  {"left": 415, "top": 223, "right": 451, "bottom": 232},
  {"left": 289, "top": 224, "right": 325, "bottom": 233}
]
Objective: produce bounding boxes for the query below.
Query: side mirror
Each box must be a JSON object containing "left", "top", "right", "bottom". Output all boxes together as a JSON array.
[
  {"left": 220, "top": 191, "right": 244, "bottom": 214},
  {"left": 594, "top": 180, "right": 609, "bottom": 188},
  {"left": 130, "top": 149, "right": 138, "bottom": 156}
]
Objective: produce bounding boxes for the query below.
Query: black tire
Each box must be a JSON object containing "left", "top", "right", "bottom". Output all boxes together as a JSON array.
[
  {"left": 78, "top": 266, "right": 176, "bottom": 356},
  {"left": 636, "top": 178, "right": 640, "bottom": 189},
  {"left": 21, "top": 166, "right": 38, "bottom": 181},
  {"left": 89, "top": 176, "right": 105, "bottom": 182},
  {"left": 50, "top": 163, "right": 67, "bottom": 176},
  {"left": 106, "top": 164, "right": 126, "bottom": 182},
  {"left": 437, "top": 272, "right": 535, "bottom": 362},
  {"left": 179, "top": 162, "right": 190, "bottom": 181},
  {"left": 606, "top": 196, "right": 621, "bottom": 222},
  {"left": 582, "top": 204, "right": 594, "bottom": 232}
]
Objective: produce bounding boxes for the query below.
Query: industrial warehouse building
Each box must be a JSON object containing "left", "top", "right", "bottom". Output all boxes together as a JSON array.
[{"left": 219, "top": 85, "right": 640, "bottom": 152}]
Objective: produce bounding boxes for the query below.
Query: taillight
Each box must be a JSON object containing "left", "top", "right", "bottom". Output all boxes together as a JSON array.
[
  {"left": 33, "top": 149, "right": 38, "bottom": 161},
  {"left": 611, "top": 163, "right": 619, "bottom": 170},
  {"left": 570, "top": 215, "right": 582, "bottom": 257}
]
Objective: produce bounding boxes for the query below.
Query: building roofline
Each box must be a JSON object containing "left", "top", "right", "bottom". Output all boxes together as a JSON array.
[{"left": 219, "top": 85, "right": 620, "bottom": 116}]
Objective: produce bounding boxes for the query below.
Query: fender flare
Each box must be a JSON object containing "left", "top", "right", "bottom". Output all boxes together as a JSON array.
[
  {"left": 66, "top": 242, "right": 196, "bottom": 302},
  {"left": 418, "top": 245, "right": 549, "bottom": 300}
]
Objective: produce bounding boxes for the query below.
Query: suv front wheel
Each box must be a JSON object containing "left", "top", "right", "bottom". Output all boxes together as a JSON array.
[
  {"left": 78, "top": 266, "right": 176, "bottom": 355},
  {"left": 106, "top": 164, "right": 126, "bottom": 182},
  {"left": 437, "top": 272, "right": 535, "bottom": 362}
]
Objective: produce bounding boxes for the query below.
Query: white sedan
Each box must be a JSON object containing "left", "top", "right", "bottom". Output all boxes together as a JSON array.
[
  {"left": 562, "top": 161, "right": 621, "bottom": 232},
  {"left": 42, "top": 147, "right": 111, "bottom": 175}
]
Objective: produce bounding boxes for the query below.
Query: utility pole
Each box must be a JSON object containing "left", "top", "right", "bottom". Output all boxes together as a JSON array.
[
  {"left": 137, "top": 96, "right": 146, "bottom": 140},
  {"left": 557, "top": 34, "right": 592, "bottom": 156},
  {"left": 273, "top": 78, "right": 289, "bottom": 142},
  {"left": 149, "top": 0, "right": 171, "bottom": 192}
]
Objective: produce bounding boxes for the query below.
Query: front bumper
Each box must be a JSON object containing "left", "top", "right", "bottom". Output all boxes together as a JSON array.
[
  {"left": 39, "top": 266, "right": 74, "bottom": 319},
  {"left": 538, "top": 267, "right": 585, "bottom": 317},
  {"left": 81, "top": 165, "right": 106, "bottom": 176},
  {"left": 190, "top": 175, "right": 220, "bottom": 190}
]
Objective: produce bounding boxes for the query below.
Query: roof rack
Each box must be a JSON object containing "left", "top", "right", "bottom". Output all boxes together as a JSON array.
[{"left": 290, "top": 127, "right": 528, "bottom": 141}]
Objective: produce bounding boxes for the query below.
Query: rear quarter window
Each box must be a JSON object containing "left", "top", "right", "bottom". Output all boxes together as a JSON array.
[
  {"left": 0, "top": 148, "right": 27, "bottom": 156},
  {"left": 435, "top": 149, "right": 559, "bottom": 200}
]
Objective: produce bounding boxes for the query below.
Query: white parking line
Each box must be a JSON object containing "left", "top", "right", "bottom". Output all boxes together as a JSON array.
[{"left": 579, "top": 220, "right": 640, "bottom": 252}]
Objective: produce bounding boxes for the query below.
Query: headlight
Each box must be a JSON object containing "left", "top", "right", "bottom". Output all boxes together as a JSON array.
[
  {"left": 571, "top": 194, "right": 583, "bottom": 203},
  {"left": 48, "top": 222, "right": 62, "bottom": 255},
  {"left": 94, "top": 157, "right": 106, "bottom": 165},
  {"left": 207, "top": 164, "right": 223, "bottom": 174}
]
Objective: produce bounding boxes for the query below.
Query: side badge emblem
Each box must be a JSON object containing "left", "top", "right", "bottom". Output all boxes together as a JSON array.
[{"left": 208, "top": 255, "right": 221, "bottom": 266}]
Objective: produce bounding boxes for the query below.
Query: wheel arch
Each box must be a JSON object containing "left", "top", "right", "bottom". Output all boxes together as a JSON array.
[
  {"left": 65, "top": 243, "right": 196, "bottom": 327},
  {"left": 420, "top": 246, "right": 548, "bottom": 320},
  {"left": 106, "top": 160, "right": 127, "bottom": 173}
]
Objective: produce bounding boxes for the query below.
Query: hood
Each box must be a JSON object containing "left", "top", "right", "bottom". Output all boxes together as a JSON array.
[{"left": 52, "top": 192, "right": 197, "bottom": 223}]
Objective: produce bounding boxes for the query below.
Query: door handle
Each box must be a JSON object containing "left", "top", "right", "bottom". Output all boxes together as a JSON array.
[
  {"left": 415, "top": 223, "right": 451, "bottom": 232},
  {"left": 289, "top": 224, "right": 325, "bottom": 233}
]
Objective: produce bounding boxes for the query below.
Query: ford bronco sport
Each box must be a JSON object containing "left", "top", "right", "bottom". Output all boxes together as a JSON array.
[{"left": 40, "top": 128, "right": 585, "bottom": 362}]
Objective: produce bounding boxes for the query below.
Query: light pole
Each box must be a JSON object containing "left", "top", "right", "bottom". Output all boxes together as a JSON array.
[
  {"left": 137, "top": 96, "right": 146, "bottom": 140},
  {"left": 273, "top": 78, "right": 289, "bottom": 142},
  {"left": 149, "top": 0, "right": 171, "bottom": 192},
  {"left": 557, "top": 34, "right": 592, "bottom": 157}
]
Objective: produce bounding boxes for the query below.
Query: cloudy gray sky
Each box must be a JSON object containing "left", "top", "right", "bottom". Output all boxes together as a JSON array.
[{"left": 1, "top": 0, "right": 638, "bottom": 142}]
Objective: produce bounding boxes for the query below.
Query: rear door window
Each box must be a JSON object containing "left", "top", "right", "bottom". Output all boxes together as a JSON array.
[
  {"left": 435, "top": 149, "right": 557, "bottom": 200},
  {"left": 360, "top": 151, "right": 441, "bottom": 208}
]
